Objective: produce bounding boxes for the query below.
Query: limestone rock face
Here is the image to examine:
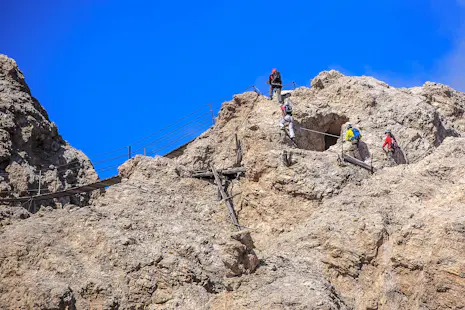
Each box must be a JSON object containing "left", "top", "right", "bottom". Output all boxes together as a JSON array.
[
  {"left": 311, "top": 69, "right": 345, "bottom": 90},
  {"left": 0, "top": 65, "right": 464, "bottom": 309},
  {"left": 0, "top": 54, "right": 97, "bottom": 209},
  {"left": 409, "top": 81, "right": 465, "bottom": 132},
  {"left": 0, "top": 156, "right": 259, "bottom": 309}
]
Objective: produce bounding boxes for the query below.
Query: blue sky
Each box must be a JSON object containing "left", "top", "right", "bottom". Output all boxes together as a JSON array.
[{"left": 1, "top": 0, "right": 464, "bottom": 177}]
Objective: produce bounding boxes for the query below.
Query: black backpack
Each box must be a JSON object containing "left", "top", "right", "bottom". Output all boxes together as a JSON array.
[
  {"left": 272, "top": 71, "right": 282, "bottom": 84},
  {"left": 391, "top": 134, "right": 398, "bottom": 149},
  {"left": 284, "top": 103, "right": 292, "bottom": 115}
]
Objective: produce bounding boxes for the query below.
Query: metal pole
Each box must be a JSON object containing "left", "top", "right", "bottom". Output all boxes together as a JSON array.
[
  {"left": 128, "top": 146, "right": 132, "bottom": 159},
  {"left": 209, "top": 103, "right": 215, "bottom": 125},
  {"left": 144, "top": 148, "right": 147, "bottom": 156},
  {"left": 235, "top": 133, "right": 242, "bottom": 166},
  {"left": 341, "top": 133, "right": 344, "bottom": 157},
  {"left": 371, "top": 153, "right": 374, "bottom": 173},
  {"left": 38, "top": 170, "right": 42, "bottom": 195}
]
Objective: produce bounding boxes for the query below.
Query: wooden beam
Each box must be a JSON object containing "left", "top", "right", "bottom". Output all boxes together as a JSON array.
[
  {"left": 192, "top": 167, "right": 246, "bottom": 178},
  {"left": 217, "top": 191, "right": 242, "bottom": 205},
  {"left": 235, "top": 133, "right": 242, "bottom": 166},
  {"left": 211, "top": 165, "right": 240, "bottom": 228},
  {"left": 343, "top": 154, "right": 377, "bottom": 172}
]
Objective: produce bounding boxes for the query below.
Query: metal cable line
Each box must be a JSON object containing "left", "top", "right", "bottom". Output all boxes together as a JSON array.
[
  {"left": 95, "top": 120, "right": 212, "bottom": 173},
  {"left": 132, "top": 112, "right": 212, "bottom": 154},
  {"left": 143, "top": 119, "right": 212, "bottom": 156},
  {"left": 88, "top": 103, "right": 213, "bottom": 159},
  {"left": 148, "top": 123, "right": 211, "bottom": 156},
  {"left": 299, "top": 127, "right": 341, "bottom": 138},
  {"left": 92, "top": 114, "right": 212, "bottom": 167},
  {"left": 127, "top": 103, "right": 212, "bottom": 147}
]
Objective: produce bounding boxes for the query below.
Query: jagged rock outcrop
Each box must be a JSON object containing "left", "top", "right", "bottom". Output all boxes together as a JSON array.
[
  {"left": 409, "top": 81, "right": 465, "bottom": 132},
  {"left": 0, "top": 65, "right": 463, "bottom": 309},
  {"left": 0, "top": 55, "right": 97, "bottom": 212},
  {"left": 0, "top": 156, "right": 259, "bottom": 309}
]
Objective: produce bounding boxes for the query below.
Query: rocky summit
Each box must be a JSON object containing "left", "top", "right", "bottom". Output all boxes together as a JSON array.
[
  {"left": 0, "top": 55, "right": 464, "bottom": 309},
  {"left": 0, "top": 55, "right": 97, "bottom": 224}
]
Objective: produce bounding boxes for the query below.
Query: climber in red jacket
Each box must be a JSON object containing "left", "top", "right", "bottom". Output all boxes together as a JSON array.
[
  {"left": 382, "top": 129, "right": 398, "bottom": 165},
  {"left": 267, "top": 68, "right": 283, "bottom": 103}
]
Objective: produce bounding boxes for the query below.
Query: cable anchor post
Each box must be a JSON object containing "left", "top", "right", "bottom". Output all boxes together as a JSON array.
[
  {"left": 38, "top": 170, "right": 42, "bottom": 195},
  {"left": 340, "top": 132, "right": 344, "bottom": 158},
  {"left": 209, "top": 103, "right": 215, "bottom": 125},
  {"left": 252, "top": 86, "right": 262, "bottom": 96}
]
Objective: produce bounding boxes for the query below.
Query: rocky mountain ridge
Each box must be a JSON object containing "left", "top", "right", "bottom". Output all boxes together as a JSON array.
[{"left": 0, "top": 55, "right": 463, "bottom": 309}]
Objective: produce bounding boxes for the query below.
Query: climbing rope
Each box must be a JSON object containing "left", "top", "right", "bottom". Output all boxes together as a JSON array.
[{"left": 299, "top": 127, "right": 341, "bottom": 138}]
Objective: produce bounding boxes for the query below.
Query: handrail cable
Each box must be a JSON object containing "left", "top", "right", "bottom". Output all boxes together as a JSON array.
[
  {"left": 95, "top": 120, "right": 212, "bottom": 173},
  {"left": 93, "top": 116, "right": 211, "bottom": 167},
  {"left": 148, "top": 123, "right": 210, "bottom": 156},
  {"left": 299, "top": 127, "right": 341, "bottom": 138},
  {"left": 132, "top": 112, "right": 212, "bottom": 153}
]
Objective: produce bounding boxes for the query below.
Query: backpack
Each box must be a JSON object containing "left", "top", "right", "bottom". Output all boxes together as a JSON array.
[
  {"left": 284, "top": 103, "right": 292, "bottom": 115},
  {"left": 352, "top": 128, "right": 361, "bottom": 139},
  {"left": 391, "top": 134, "right": 398, "bottom": 149},
  {"left": 272, "top": 71, "right": 282, "bottom": 84}
]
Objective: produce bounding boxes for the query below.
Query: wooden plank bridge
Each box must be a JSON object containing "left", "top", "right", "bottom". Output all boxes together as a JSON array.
[
  {"left": 342, "top": 154, "right": 377, "bottom": 172},
  {"left": 0, "top": 176, "right": 122, "bottom": 203}
]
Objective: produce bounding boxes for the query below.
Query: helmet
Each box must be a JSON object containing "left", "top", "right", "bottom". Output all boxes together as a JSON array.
[
  {"left": 347, "top": 123, "right": 352, "bottom": 129},
  {"left": 272, "top": 68, "right": 277, "bottom": 73},
  {"left": 385, "top": 129, "right": 391, "bottom": 134}
]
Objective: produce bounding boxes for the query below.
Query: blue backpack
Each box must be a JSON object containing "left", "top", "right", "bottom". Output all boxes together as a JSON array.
[{"left": 352, "top": 128, "right": 361, "bottom": 139}]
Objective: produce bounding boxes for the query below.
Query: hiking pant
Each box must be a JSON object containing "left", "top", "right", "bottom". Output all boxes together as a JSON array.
[
  {"left": 270, "top": 86, "right": 282, "bottom": 103},
  {"left": 347, "top": 140, "right": 360, "bottom": 159},
  {"left": 387, "top": 150, "right": 396, "bottom": 166},
  {"left": 280, "top": 115, "right": 295, "bottom": 138}
]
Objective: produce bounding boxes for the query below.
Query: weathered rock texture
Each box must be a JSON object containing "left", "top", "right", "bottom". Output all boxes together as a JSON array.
[
  {"left": 0, "top": 55, "right": 97, "bottom": 212},
  {"left": 0, "top": 63, "right": 464, "bottom": 309}
]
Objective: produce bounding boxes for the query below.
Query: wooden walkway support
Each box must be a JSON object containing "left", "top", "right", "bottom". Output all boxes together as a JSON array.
[
  {"left": 192, "top": 167, "right": 245, "bottom": 178},
  {"left": 235, "top": 133, "right": 242, "bottom": 166},
  {"left": 211, "top": 165, "right": 240, "bottom": 229},
  {"left": 343, "top": 154, "right": 377, "bottom": 172},
  {"left": 0, "top": 176, "right": 122, "bottom": 203}
]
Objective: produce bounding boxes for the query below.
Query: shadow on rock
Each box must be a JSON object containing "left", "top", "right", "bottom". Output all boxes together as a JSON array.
[
  {"left": 393, "top": 148, "right": 408, "bottom": 165},
  {"left": 357, "top": 141, "right": 371, "bottom": 161}
]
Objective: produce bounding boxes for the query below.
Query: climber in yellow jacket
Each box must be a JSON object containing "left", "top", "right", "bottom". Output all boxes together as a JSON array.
[
  {"left": 345, "top": 124, "right": 362, "bottom": 159},
  {"left": 345, "top": 124, "right": 362, "bottom": 143}
]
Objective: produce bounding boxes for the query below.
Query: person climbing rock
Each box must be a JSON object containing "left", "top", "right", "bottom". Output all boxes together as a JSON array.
[
  {"left": 267, "top": 68, "right": 283, "bottom": 103},
  {"left": 382, "top": 129, "right": 398, "bottom": 165},
  {"left": 280, "top": 99, "right": 295, "bottom": 143},
  {"left": 345, "top": 124, "right": 362, "bottom": 158}
]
